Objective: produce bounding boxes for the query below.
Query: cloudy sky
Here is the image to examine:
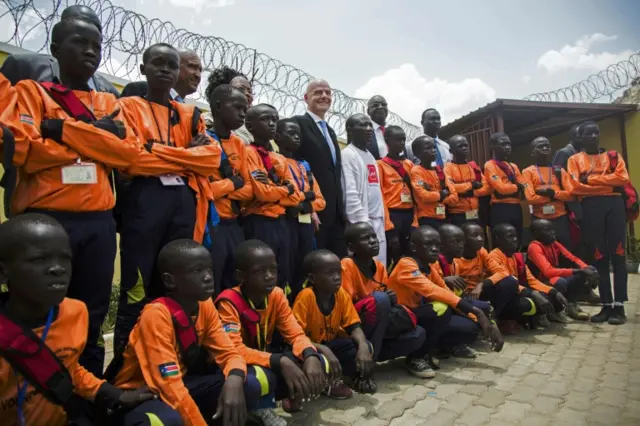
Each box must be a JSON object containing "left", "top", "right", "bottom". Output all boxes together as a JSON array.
[{"left": 3, "top": 0, "right": 639, "bottom": 126}]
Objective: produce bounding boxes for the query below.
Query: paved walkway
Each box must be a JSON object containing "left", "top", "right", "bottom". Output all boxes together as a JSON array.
[{"left": 281, "top": 276, "right": 640, "bottom": 426}]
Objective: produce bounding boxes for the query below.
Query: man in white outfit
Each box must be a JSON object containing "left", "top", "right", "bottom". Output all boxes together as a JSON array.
[{"left": 341, "top": 113, "right": 389, "bottom": 266}]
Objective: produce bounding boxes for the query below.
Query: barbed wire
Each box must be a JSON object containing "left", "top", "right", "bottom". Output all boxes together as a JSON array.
[
  {"left": 0, "top": 0, "right": 422, "bottom": 138},
  {"left": 525, "top": 50, "right": 640, "bottom": 103}
]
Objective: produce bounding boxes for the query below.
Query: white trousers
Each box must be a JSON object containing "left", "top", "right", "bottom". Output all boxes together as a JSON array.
[{"left": 371, "top": 216, "right": 387, "bottom": 268}]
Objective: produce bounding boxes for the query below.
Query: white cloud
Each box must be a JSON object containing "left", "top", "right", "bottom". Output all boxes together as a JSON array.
[
  {"left": 0, "top": 5, "right": 47, "bottom": 47},
  {"left": 537, "top": 33, "right": 634, "bottom": 74},
  {"left": 521, "top": 75, "right": 531, "bottom": 85},
  {"left": 354, "top": 63, "right": 496, "bottom": 125},
  {"left": 168, "top": 0, "right": 234, "bottom": 10}
]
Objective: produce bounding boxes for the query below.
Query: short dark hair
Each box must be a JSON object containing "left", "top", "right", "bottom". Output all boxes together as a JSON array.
[
  {"left": 492, "top": 223, "right": 515, "bottom": 240},
  {"left": 142, "top": 43, "right": 177, "bottom": 65},
  {"left": 421, "top": 108, "right": 438, "bottom": 122},
  {"left": 303, "top": 249, "right": 337, "bottom": 276},
  {"left": 0, "top": 214, "right": 66, "bottom": 261},
  {"left": 276, "top": 118, "right": 299, "bottom": 133},
  {"left": 577, "top": 121, "right": 598, "bottom": 136},
  {"left": 384, "top": 125, "right": 404, "bottom": 137},
  {"left": 344, "top": 222, "right": 373, "bottom": 245},
  {"left": 51, "top": 17, "right": 99, "bottom": 47},
  {"left": 207, "top": 84, "right": 244, "bottom": 113},
  {"left": 234, "top": 240, "right": 273, "bottom": 272},
  {"left": 61, "top": 5, "right": 101, "bottom": 31},
  {"left": 246, "top": 103, "right": 277, "bottom": 122},
  {"left": 489, "top": 132, "right": 509, "bottom": 147},
  {"left": 157, "top": 239, "right": 203, "bottom": 275}
]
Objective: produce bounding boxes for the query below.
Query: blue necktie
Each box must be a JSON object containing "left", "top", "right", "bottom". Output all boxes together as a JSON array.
[
  {"left": 319, "top": 120, "right": 337, "bottom": 165},
  {"left": 175, "top": 95, "right": 184, "bottom": 103},
  {"left": 435, "top": 140, "right": 444, "bottom": 168}
]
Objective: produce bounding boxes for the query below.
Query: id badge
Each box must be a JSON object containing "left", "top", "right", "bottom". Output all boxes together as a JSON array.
[
  {"left": 401, "top": 192, "right": 412, "bottom": 203},
  {"left": 61, "top": 162, "right": 97, "bottom": 185},
  {"left": 542, "top": 204, "right": 556, "bottom": 215},
  {"left": 465, "top": 209, "right": 479, "bottom": 220},
  {"left": 436, "top": 204, "right": 446, "bottom": 216},
  {"left": 298, "top": 213, "right": 312, "bottom": 224},
  {"left": 159, "top": 175, "right": 185, "bottom": 186}
]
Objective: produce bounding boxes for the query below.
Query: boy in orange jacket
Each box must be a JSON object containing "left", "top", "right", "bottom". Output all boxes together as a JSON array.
[
  {"left": 484, "top": 132, "right": 525, "bottom": 242},
  {"left": 112, "top": 240, "right": 267, "bottom": 426},
  {"left": 0, "top": 214, "right": 152, "bottom": 426},
  {"left": 567, "top": 121, "right": 630, "bottom": 324},
  {"left": 410, "top": 136, "right": 458, "bottom": 229}
]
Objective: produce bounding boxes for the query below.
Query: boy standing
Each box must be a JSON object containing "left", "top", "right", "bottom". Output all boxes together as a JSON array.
[
  {"left": 243, "top": 105, "right": 303, "bottom": 294},
  {"left": 410, "top": 136, "right": 458, "bottom": 229},
  {"left": 14, "top": 17, "right": 140, "bottom": 375},
  {"left": 205, "top": 84, "right": 253, "bottom": 293},
  {"left": 567, "top": 121, "right": 630, "bottom": 324},
  {"left": 444, "top": 135, "right": 491, "bottom": 226},
  {"left": 341, "top": 113, "right": 393, "bottom": 267},
  {"left": 293, "top": 250, "right": 374, "bottom": 396},
  {"left": 116, "top": 43, "right": 221, "bottom": 353},
  {"left": 275, "top": 118, "right": 326, "bottom": 299},
  {"left": 377, "top": 126, "right": 416, "bottom": 264},
  {"left": 522, "top": 137, "right": 575, "bottom": 249},
  {"left": 484, "top": 132, "right": 525, "bottom": 241},
  {"left": 528, "top": 219, "right": 599, "bottom": 321}
]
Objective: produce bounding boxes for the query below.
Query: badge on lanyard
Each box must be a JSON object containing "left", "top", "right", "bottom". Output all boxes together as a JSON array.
[
  {"left": 401, "top": 191, "right": 412, "bottom": 203},
  {"left": 61, "top": 161, "right": 97, "bottom": 185},
  {"left": 436, "top": 204, "right": 446, "bottom": 216},
  {"left": 542, "top": 204, "right": 556, "bottom": 215},
  {"left": 298, "top": 213, "right": 312, "bottom": 224},
  {"left": 159, "top": 175, "right": 185, "bottom": 186},
  {"left": 465, "top": 209, "right": 479, "bottom": 220}
]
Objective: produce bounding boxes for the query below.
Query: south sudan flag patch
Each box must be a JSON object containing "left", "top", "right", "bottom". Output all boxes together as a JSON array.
[{"left": 159, "top": 362, "right": 179, "bottom": 378}]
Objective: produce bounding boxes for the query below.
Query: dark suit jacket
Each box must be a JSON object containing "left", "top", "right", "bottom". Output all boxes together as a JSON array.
[
  {"left": 293, "top": 112, "right": 345, "bottom": 226},
  {"left": 0, "top": 53, "right": 120, "bottom": 96}
]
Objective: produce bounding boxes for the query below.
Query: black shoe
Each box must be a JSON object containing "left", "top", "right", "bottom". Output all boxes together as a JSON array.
[
  {"left": 608, "top": 306, "right": 627, "bottom": 325},
  {"left": 591, "top": 306, "right": 613, "bottom": 323}
]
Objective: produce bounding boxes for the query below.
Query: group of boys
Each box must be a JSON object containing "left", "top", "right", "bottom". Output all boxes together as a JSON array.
[{"left": 0, "top": 4, "right": 633, "bottom": 426}]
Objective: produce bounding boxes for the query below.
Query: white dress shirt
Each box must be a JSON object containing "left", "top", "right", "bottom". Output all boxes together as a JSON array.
[
  {"left": 372, "top": 121, "right": 388, "bottom": 158},
  {"left": 341, "top": 144, "right": 385, "bottom": 223},
  {"left": 307, "top": 110, "right": 337, "bottom": 163},
  {"left": 405, "top": 135, "right": 452, "bottom": 167}
]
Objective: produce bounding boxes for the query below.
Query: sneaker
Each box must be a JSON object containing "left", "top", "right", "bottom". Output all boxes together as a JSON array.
[
  {"left": 591, "top": 306, "right": 613, "bottom": 323},
  {"left": 548, "top": 311, "right": 570, "bottom": 324},
  {"left": 406, "top": 357, "right": 436, "bottom": 378},
  {"left": 497, "top": 319, "right": 519, "bottom": 335},
  {"left": 608, "top": 306, "right": 627, "bottom": 325},
  {"left": 281, "top": 398, "right": 302, "bottom": 413},
  {"left": 250, "top": 408, "right": 287, "bottom": 426},
  {"left": 581, "top": 289, "right": 601, "bottom": 305},
  {"left": 567, "top": 303, "right": 590, "bottom": 321},
  {"left": 533, "top": 315, "right": 551, "bottom": 328},
  {"left": 451, "top": 344, "right": 478, "bottom": 358},
  {"left": 325, "top": 379, "right": 353, "bottom": 400},
  {"left": 426, "top": 354, "right": 441, "bottom": 370},
  {"left": 353, "top": 377, "right": 377, "bottom": 394}
]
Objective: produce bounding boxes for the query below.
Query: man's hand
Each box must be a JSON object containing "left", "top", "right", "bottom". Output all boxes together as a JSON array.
[
  {"left": 531, "top": 291, "right": 553, "bottom": 315},
  {"left": 212, "top": 375, "right": 246, "bottom": 426},
  {"left": 421, "top": 182, "right": 433, "bottom": 191},
  {"left": 229, "top": 175, "right": 244, "bottom": 190},
  {"left": 385, "top": 288, "right": 398, "bottom": 304},
  {"left": 440, "top": 189, "right": 450, "bottom": 200},
  {"left": 580, "top": 173, "right": 589, "bottom": 185},
  {"left": 304, "top": 191, "right": 316, "bottom": 201},
  {"left": 118, "top": 386, "right": 156, "bottom": 409},
  {"left": 311, "top": 212, "right": 321, "bottom": 232},
  {"left": 535, "top": 188, "right": 555, "bottom": 198},
  {"left": 487, "top": 323, "right": 504, "bottom": 352},
  {"left": 316, "top": 344, "right": 341, "bottom": 382},
  {"left": 355, "top": 344, "right": 374, "bottom": 376},
  {"left": 555, "top": 292, "right": 568, "bottom": 309},
  {"left": 469, "top": 284, "right": 483, "bottom": 300},
  {"left": 444, "top": 276, "right": 467, "bottom": 292},
  {"left": 188, "top": 133, "right": 210, "bottom": 148},
  {"left": 545, "top": 188, "right": 556, "bottom": 199},
  {"left": 582, "top": 266, "right": 599, "bottom": 280},
  {"left": 91, "top": 109, "right": 127, "bottom": 140},
  {"left": 280, "top": 356, "right": 312, "bottom": 401},
  {"left": 286, "top": 205, "right": 303, "bottom": 219},
  {"left": 516, "top": 182, "right": 525, "bottom": 191},
  {"left": 471, "top": 181, "right": 483, "bottom": 190},
  {"left": 252, "top": 170, "right": 270, "bottom": 184},
  {"left": 286, "top": 183, "right": 295, "bottom": 195},
  {"left": 472, "top": 309, "right": 503, "bottom": 352},
  {"left": 303, "top": 356, "right": 327, "bottom": 399}
]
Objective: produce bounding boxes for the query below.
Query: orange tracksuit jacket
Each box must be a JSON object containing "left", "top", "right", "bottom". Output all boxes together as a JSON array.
[
  {"left": 387, "top": 257, "right": 474, "bottom": 315},
  {"left": 209, "top": 134, "right": 253, "bottom": 220},
  {"left": 522, "top": 165, "right": 574, "bottom": 219},
  {"left": 486, "top": 248, "right": 553, "bottom": 294},
  {"left": 527, "top": 240, "right": 588, "bottom": 285},
  {"left": 483, "top": 160, "right": 524, "bottom": 205},
  {"left": 340, "top": 258, "right": 389, "bottom": 303},
  {"left": 11, "top": 81, "right": 140, "bottom": 215},
  {"left": 285, "top": 158, "right": 326, "bottom": 213},
  {"left": 292, "top": 287, "right": 361, "bottom": 343},
  {"left": 216, "top": 287, "right": 315, "bottom": 369},
  {"left": 567, "top": 151, "right": 630, "bottom": 197},
  {"left": 0, "top": 73, "right": 30, "bottom": 170},
  {"left": 453, "top": 248, "right": 509, "bottom": 291},
  {"left": 242, "top": 146, "right": 303, "bottom": 218},
  {"left": 113, "top": 299, "right": 246, "bottom": 426},
  {"left": 0, "top": 299, "right": 118, "bottom": 426},
  {"left": 410, "top": 164, "right": 458, "bottom": 220},
  {"left": 118, "top": 97, "right": 221, "bottom": 242},
  {"left": 444, "top": 162, "right": 491, "bottom": 215}
]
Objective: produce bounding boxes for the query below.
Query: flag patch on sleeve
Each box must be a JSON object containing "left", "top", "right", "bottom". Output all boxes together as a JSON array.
[
  {"left": 158, "top": 362, "right": 179, "bottom": 378},
  {"left": 19, "top": 114, "right": 34, "bottom": 125},
  {"left": 223, "top": 323, "right": 240, "bottom": 333}
]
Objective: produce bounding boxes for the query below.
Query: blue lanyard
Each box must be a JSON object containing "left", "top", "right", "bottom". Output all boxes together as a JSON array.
[
  {"left": 288, "top": 162, "right": 305, "bottom": 192},
  {"left": 535, "top": 165, "right": 553, "bottom": 186},
  {"left": 14, "top": 307, "right": 54, "bottom": 426}
]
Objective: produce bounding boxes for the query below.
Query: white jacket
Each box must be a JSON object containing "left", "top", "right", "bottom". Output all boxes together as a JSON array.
[{"left": 341, "top": 144, "right": 385, "bottom": 224}]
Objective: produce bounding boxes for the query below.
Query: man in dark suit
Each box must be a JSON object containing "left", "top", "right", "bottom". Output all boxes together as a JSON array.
[
  {"left": 0, "top": 5, "right": 119, "bottom": 97},
  {"left": 293, "top": 79, "right": 348, "bottom": 257},
  {"left": 366, "top": 95, "right": 389, "bottom": 160}
]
